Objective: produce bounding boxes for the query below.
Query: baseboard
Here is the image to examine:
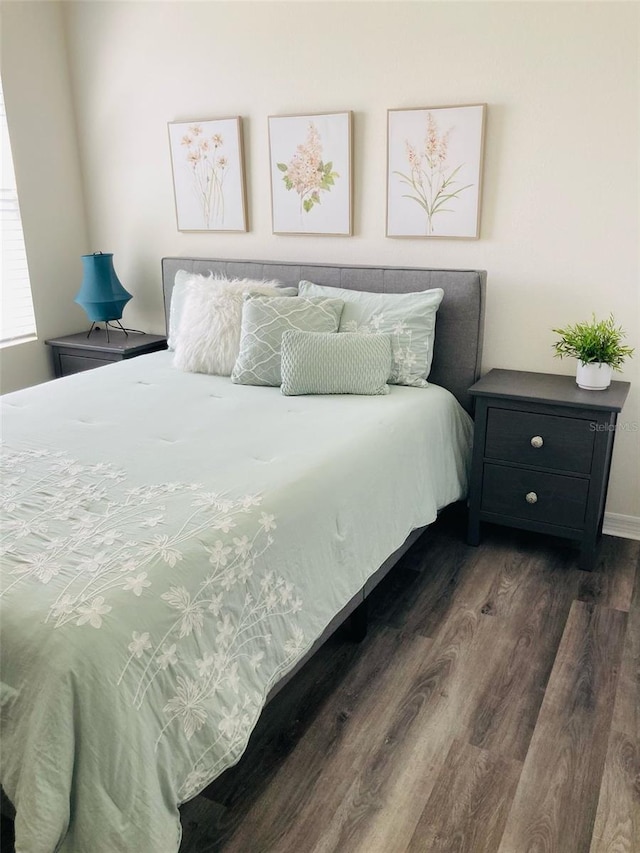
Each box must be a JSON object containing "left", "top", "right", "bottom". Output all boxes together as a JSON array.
[{"left": 602, "top": 512, "right": 640, "bottom": 541}]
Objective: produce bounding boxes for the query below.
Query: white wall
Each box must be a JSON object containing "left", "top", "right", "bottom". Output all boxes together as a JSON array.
[
  {"left": 45, "top": 1, "right": 640, "bottom": 519},
  {"left": 0, "top": 0, "right": 89, "bottom": 394}
]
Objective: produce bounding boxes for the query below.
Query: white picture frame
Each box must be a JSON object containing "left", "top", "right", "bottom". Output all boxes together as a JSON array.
[
  {"left": 268, "top": 111, "right": 352, "bottom": 236},
  {"left": 168, "top": 117, "right": 248, "bottom": 232},
  {"left": 387, "top": 104, "right": 486, "bottom": 239}
]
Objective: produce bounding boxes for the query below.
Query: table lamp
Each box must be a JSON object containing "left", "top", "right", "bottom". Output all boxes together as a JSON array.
[{"left": 75, "top": 252, "right": 132, "bottom": 342}]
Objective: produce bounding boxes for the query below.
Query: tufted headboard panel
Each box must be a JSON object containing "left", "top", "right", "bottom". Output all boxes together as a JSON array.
[{"left": 161, "top": 257, "right": 486, "bottom": 413}]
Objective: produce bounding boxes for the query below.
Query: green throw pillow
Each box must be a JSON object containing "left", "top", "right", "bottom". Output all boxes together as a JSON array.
[
  {"left": 167, "top": 269, "right": 192, "bottom": 350},
  {"left": 298, "top": 281, "right": 444, "bottom": 387},
  {"left": 231, "top": 295, "right": 344, "bottom": 387},
  {"left": 280, "top": 331, "right": 392, "bottom": 396}
]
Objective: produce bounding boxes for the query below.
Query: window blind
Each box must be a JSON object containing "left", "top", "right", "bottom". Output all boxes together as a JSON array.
[{"left": 1, "top": 81, "right": 37, "bottom": 345}]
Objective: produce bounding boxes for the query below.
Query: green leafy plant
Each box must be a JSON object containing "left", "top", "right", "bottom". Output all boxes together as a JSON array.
[{"left": 552, "top": 314, "right": 634, "bottom": 370}]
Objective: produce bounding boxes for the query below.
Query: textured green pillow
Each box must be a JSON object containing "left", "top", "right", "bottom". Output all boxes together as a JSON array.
[
  {"left": 231, "top": 295, "right": 344, "bottom": 387},
  {"left": 280, "top": 331, "right": 392, "bottom": 396},
  {"left": 298, "top": 281, "right": 444, "bottom": 387}
]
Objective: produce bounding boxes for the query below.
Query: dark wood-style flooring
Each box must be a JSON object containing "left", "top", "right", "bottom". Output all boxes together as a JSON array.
[{"left": 3, "top": 506, "right": 638, "bottom": 852}]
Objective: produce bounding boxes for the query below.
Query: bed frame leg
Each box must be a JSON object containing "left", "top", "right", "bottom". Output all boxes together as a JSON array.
[{"left": 347, "top": 599, "right": 368, "bottom": 642}]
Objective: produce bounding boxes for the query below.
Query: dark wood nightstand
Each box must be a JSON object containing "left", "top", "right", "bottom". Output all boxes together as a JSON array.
[
  {"left": 45, "top": 329, "right": 168, "bottom": 378},
  {"left": 467, "top": 369, "right": 630, "bottom": 570}
]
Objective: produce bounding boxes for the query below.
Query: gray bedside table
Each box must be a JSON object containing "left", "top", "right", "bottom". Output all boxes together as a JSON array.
[
  {"left": 45, "top": 329, "right": 168, "bottom": 378},
  {"left": 467, "top": 369, "right": 630, "bottom": 570}
]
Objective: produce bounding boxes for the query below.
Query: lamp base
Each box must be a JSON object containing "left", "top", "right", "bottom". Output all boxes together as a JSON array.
[{"left": 87, "top": 320, "right": 129, "bottom": 343}]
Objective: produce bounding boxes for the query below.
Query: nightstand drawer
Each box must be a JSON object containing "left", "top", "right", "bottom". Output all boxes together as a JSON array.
[
  {"left": 59, "top": 353, "right": 108, "bottom": 375},
  {"left": 481, "top": 463, "right": 589, "bottom": 529},
  {"left": 485, "top": 408, "right": 595, "bottom": 473}
]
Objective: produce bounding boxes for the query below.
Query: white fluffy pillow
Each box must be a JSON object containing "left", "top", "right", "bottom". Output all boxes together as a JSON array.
[{"left": 173, "top": 275, "right": 296, "bottom": 376}]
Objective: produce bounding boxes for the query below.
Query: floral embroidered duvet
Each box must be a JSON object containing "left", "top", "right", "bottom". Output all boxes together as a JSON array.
[{"left": 0, "top": 352, "right": 472, "bottom": 852}]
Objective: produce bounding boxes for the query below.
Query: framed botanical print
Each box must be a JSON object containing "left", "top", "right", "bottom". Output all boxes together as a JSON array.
[
  {"left": 168, "top": 117, "right": 248, "bottom": 232},
  {"left": 268, "top": 111, "right": 352, "bottom": 236},
  {"left": 387, "top": 104, "right": 486, "bottom": 239}
]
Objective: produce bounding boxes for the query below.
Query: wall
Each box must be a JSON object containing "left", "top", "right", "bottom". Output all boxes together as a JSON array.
[
  {"left": 0, "top": 0, "right": 89, "bottom": 394},
  {"left": 60, "top": 1, "right": 640, "bottom": 520}
]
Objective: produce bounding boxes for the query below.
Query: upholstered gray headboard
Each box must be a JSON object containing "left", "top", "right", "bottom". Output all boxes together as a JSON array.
[{"left": 161, "top": 258, "right": 486, "bottom": 413}]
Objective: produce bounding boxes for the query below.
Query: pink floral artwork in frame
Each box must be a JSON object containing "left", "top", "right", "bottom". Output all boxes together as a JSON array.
[
  {"left": 387, "top": 104, "right": 486, "bottom": 239},
  {"left": 268, "top": 112, "right": 352, "bottom": 236},
  {"left": 168, "top": 116, "right": 248, "bottom": 232}
]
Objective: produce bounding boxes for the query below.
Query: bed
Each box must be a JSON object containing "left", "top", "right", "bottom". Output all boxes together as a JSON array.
[{"left": 0, "top": 258, "right": 485, "bottom": 853}]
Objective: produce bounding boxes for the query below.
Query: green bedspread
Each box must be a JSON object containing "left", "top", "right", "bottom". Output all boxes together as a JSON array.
[{"left": 0, "top": 352, "right": 472, "bottom": 852}]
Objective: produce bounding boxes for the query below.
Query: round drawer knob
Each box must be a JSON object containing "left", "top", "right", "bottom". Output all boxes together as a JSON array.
[
  {"left": 525, "top": 491, "right": 538, "bottom": 504},
  {"left": 530, "top": 435, "right": 544, "bottom": 448}
]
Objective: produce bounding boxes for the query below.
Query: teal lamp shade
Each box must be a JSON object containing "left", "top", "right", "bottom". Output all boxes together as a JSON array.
[{"left": 75, "top": 253, "right": 132, "bottom": 322}]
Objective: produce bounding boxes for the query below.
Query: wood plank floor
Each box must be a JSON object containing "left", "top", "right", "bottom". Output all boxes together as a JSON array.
[{"left": 2, "top": 507, "right": 638, "bottom": 852}]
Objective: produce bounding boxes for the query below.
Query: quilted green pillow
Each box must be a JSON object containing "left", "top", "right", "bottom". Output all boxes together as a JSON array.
[
  {"left": 298, "top": 281, "right": 444, "bottom": 387},
  {"left": 280, "top": 331, "right": 392, "bottom": 396},
  {"left": 231, "top": 295, "right": 344, "bottom": 387}
]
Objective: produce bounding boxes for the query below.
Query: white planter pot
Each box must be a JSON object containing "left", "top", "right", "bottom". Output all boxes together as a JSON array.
[{"left": 576, "top": 361, "right": 613, "bottom": 390}]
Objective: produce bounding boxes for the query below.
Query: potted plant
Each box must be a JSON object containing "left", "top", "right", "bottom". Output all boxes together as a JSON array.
[{"left": 552, "top": 313, "right": 634, "bottom": 390}]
